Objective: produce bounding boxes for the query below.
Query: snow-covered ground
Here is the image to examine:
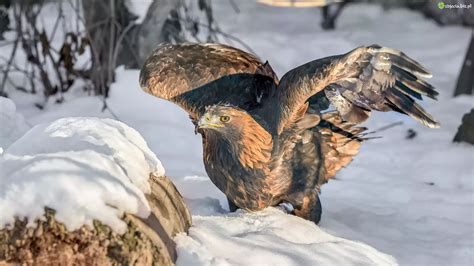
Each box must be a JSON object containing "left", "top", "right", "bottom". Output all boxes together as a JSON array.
[
  {"left": 1, "top": 1, "right": 473, "bottom": 265},
  {"left": 0, "top": 97, "right": 29, "bottom": 151}
]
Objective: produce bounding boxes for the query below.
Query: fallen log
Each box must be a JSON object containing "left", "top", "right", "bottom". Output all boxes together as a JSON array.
[{"left": 0, "top": 173, "right": 191, "bottom": 266}]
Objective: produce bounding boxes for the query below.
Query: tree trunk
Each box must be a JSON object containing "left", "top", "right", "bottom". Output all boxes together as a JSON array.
[
  {"left": 453, "top": 109, "right": 474, "bottom": 145},
  {"left": 137, "top": 0, "right": 181, "bottom": 66},
  {"left": 0, "top": 174, "right": 192, "bottom": 265},
  {"left": 453, "top": 32, "right": 473, "bottom": 97},
  {"left": 82, "top": 0, "right": 136, "bottom": 95}
]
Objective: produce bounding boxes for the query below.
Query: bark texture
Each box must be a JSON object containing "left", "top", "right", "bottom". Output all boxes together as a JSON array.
[
  {"left": 453, "top": 33, "right": 473, "bottom": 97},
  {"left": 453, "top": 109, "right": 474, "bottom": 145},
  {"left": 0, "top": 174, "right": 191, "bottom": 266},
  {"left": 137, "top": 0, "right": 181, "bottom": 65}
]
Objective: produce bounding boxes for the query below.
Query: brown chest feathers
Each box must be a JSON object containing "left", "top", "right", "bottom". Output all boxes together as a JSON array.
[
  {"left": 201, "top": 113, "right": 276, "bottom": 210},
  {"left": 237, "top": 117, "right": 273, "bottom": 171}
]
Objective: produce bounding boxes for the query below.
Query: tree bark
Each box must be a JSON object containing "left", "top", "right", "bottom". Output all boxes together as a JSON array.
[
  {"left": 137, "top": 0, "right": 181, "bottom": 66},
  {"left": 453, "top": 109, "right": 474, "bottom": 145},
  {"left": 453, "top": 33, "right": 474, "bottom": 97},
  {"left": 82, "top": 0, "right": 136, "bottom": 95}
]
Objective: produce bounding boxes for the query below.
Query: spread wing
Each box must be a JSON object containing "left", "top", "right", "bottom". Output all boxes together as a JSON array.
[
  {"left": 271, "top": 45, "right": 439, "bottom": 134},
  {"left": 139, "top": 43, "right": 278, "bottom": 120}
]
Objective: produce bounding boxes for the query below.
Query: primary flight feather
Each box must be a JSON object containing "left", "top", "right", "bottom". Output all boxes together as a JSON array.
[{"left": 140, "top": 43, "right": 439, "bottom": 223}]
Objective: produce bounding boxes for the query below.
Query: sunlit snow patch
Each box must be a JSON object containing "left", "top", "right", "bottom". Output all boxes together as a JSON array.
[
  {"left": 0, "top": 116, "right": 164, "bottom": 234},
  {"left": 175, "top": 208, "right": 397, "bottom": 266}
]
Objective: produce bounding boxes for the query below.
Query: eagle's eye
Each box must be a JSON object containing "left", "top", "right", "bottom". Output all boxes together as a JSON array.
[{"left": 220, "top": 115, "right": 230, "bottom": 123}]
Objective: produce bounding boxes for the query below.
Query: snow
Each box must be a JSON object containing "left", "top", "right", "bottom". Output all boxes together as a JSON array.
[
  {"left": 1, "top": 0, "right": 473, "bottom": 265},
  {"left": 175, "top": 208, "right": 396, "bottom": 266},
  {"left": 0, "top": 97, "right": 30, "bottom": 150},
  {"left": 0, "top": 114, "right": 164, "bottom": 234}
]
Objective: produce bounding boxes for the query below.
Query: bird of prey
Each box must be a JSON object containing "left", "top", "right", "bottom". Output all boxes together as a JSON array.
[{"left": 140, "top": 43, "right": 439, "bottom": 224}]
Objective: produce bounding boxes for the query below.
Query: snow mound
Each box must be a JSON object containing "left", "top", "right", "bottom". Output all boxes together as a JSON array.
[
  {"left": 175, "top": 208, "right": 397, "bottom": 266},
  {"left": 0, "top": 97, "right": 29, "bottom": 151},
  {"left": 0, "top": 117, "right": 165, "bottom": 234}
]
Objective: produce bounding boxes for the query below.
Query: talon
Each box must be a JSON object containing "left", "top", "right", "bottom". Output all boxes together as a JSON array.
[{"left": 277, "top": 202, "right": 294, "bottom": 214}]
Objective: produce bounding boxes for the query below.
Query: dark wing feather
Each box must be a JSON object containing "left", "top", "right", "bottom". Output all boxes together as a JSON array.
[
  {"left": 265, "top": 45, "right": 439, "bottom": 134},
  {"left": 288, "top": 111, "right": 365, "bottom": 192},
  {"left": 139, "top": 43, "right": 278, "bottom": 120},
  {"left": 274, "top": 110, "right": 364, "bottom": 223},
  {"left": 257, "top": 55, "right": 339, "bottom": 134},
  {"left": 173, "top": 73, "right": 276, "bottom": 120}
]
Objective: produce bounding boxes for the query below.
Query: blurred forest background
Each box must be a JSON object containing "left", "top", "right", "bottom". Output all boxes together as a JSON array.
[
  {"left": 0, "top": 2, "right": 473, "bottom": 264},
  {"left": 0, "top": 0, "right": 472, "bottom": 140}
]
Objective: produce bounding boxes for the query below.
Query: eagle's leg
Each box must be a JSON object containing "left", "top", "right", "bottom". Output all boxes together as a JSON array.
[
  {"left": 276, "top": 202, "right": 295, "bottom": 214},
  {"left": 284, "top": 192, "right": 322, "bottom": 224},
  {"left": 227, "top": 197, "right": 239, "bottom": 212}
]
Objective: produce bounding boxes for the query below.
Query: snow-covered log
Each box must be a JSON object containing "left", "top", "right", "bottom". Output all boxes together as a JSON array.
[{"left": 0, "top": 116, "right": 191, "bottom": 265}]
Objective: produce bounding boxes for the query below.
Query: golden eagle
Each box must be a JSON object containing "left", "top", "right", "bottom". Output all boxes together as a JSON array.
[{"left": 140, "top": 43, "right": 438, "bottom": 223}]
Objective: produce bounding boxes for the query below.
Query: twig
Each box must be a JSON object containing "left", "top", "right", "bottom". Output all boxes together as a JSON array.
[
  {"left": 100, "top": 97, "right": 121, "bottom": 121},
  {"left": 0, "top": 56, "right": 43, "bottom": 83},
  {"left": 0, "top": 6, "right": 20, "bottom": 95},
  {"left": 176, "top": 17, "right": 256, "bottom": 55},
  {"left": 362, "top": 121, "right": 404, "bottom": 136},
  {"left": 228, "top": 0, "right": 240, "bottom": 13},
  {"left": 107, "top": 0, "right": 116, "bottom": 91},
  {"left": 111, "top": 22, "right": 135, "bottom": 71},
  {"left": 49, "top": 1, "right": 64, "bottom": 41}
]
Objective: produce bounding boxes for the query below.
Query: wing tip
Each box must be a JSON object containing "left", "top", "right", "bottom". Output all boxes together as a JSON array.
[
  {"left": 416, "top": 72, "right": 433, "bottom": 79},
  {"left": 422, "top": 119, "right": 441, "bottom": 129}
]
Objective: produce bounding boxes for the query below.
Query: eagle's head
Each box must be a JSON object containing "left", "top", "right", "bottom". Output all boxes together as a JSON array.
[
  {"left": 196, "top": 105, "right": 249, "bottom": 134},
  {"left": 196, "top": 104, "right": 273, "bottom": 170}
]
